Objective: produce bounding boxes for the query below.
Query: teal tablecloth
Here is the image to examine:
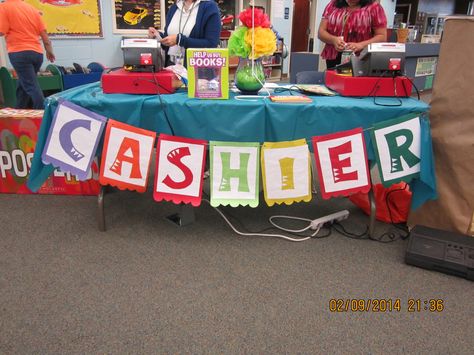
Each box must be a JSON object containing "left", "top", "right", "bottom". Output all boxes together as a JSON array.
[{"left": 27, "top": 82, "right": 436, "bottom": 208}]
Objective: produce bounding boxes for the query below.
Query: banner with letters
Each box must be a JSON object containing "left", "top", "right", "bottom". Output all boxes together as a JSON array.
[
  {"left": 210, "top": 141, "right": 260, "bottom": 207},
  {"left": 38, "top": 100, "right": 428, "bottom": 207}
]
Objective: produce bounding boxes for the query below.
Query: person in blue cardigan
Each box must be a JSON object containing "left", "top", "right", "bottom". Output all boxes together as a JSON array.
[{"left": 148, "top": 0, "right": 221, "bottom": 67}]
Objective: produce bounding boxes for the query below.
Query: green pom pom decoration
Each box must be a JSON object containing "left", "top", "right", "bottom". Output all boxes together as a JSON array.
[{"left": 228, "top": 27, "right": 251, "bottom": 58}]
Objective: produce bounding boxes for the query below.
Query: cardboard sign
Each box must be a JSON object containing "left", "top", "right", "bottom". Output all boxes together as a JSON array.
[{"left": 0, "top": 109, "right": 100, "bottom": 195}]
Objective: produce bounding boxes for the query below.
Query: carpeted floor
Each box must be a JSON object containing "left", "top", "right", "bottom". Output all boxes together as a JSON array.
[
  {"left": 2, "top": 90, "right": 473, "bottom": 354},
  {"left": 1, "top": 185, "right": 473, "bottom": 354}
]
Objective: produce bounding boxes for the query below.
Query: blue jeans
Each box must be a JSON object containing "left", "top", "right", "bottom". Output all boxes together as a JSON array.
[{"left": 8, "top": 51, "right": 44, "bottom": 109}]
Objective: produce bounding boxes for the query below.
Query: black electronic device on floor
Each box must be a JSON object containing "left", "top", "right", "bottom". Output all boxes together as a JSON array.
[{"left": 405, "top": 225, "right": 474, "bottom": 281}]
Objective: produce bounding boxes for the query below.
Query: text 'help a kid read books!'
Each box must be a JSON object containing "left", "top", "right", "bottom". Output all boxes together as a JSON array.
[{"left": 187, "top": 48, "right": 229, "bottom": 99}]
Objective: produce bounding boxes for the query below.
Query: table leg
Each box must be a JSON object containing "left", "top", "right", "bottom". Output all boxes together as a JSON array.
[
  {"left": 368, "top": 188, "right": 376, "bottom": 237},
  {"left": 98, "top": 186, "right": 106, "bottom": 232},
  {"left": 166, "top": 203, "right": 196, "bottom": 226}
]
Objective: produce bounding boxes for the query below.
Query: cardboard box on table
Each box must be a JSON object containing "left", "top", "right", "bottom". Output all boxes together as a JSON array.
[
  {"left": 407, "top": 17, "right": 474, "bottom": 236},
  {"left": 0, "top": 108, "right": 100, "bottom": 195}
]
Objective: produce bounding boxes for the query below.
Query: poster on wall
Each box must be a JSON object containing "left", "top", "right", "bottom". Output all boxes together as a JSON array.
[
  {"left": 25, "top": 0, "right": 103, "bottom": 38},
  {"left": 112, "top": 0, "right": 162, "bottom": 34}
]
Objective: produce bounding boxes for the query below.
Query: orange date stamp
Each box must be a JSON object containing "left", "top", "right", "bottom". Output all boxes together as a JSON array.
[{"left": 328, "top": 299, "right": 445, "bottom": 312}]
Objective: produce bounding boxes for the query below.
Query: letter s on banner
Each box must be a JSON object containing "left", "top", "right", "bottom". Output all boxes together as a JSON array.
[{"left": 154, "top": 134, "right": 207, "bottom": 206}]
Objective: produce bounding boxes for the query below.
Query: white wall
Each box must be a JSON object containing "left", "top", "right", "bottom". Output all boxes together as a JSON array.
[
  {"left": 269, "top": 0, "right": 293, "bottom": 74},
  {"left": 1, "top": 0, "right": 163, "bottom": 70},
  {"left": 0, "top": 0, "right": 394, "bottom": 74},
  {"left": 1, "top": 0, "right": 293, "bottom": 73}
]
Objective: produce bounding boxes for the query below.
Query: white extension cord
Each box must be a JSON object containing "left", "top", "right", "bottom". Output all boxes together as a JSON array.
[{"left": 204, "top": 199, "right": 350, "bottom": 243}]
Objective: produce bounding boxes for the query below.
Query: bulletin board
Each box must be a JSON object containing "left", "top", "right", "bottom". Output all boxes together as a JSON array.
[
  {"left": 111, "top": 0, "right": 162, "bottom": 34},
  {"left": 25, "top": 0, "right": 103, "bottom": 38}
]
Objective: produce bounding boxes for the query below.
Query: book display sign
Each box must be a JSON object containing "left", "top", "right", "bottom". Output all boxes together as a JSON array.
[{"left": 187, "top": 48, "right": 229, "bottom": 99}]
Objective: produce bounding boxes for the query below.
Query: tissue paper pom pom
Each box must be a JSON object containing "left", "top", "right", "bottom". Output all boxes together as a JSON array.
[
  {"left": 228, "top": 26, "right": 251, "bottom": 58},
  {"left": 244, "top": 27, "right": 276, "bottom": 59},
  {"left": 239, "top": 7, "right": 271, "bottom": 28}
]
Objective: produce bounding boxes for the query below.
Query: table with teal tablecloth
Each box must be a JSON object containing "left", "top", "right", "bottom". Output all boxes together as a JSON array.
[{"left": 27, "top": 82, "right": 436, "bottom": 209}]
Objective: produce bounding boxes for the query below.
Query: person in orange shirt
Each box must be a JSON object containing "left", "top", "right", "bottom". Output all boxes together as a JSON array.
[{"left": 0, "top": 0, "right": 56, "bottom": 109}]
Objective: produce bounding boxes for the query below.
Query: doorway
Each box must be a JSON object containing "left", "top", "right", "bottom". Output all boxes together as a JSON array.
[
  {"left": 395, "top": 4, "right": 412, "bottom": 26},
  {"left": 291, "top": 0, "right": 311, "bottom": 52}
]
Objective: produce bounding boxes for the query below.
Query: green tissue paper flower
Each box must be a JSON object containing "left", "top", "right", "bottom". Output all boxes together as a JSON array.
[{"left": 228, "top": 27, "right": 251, "bottom": 58}]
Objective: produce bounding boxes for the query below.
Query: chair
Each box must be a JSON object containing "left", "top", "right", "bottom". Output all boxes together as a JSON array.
[{"left": 295, "top": 71, "right": 325, "bottom": 85}]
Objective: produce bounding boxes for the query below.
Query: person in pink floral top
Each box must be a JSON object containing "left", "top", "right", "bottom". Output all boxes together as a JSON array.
[{"left": 318, "top": 0, "right": 387, "bottom": 69}]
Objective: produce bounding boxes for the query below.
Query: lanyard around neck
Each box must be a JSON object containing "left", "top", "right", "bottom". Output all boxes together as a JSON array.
[{"left": 178, "top": 1, "right": 197, "bottom": 35}]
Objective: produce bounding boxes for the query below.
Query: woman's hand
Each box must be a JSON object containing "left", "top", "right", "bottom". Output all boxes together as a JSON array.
[
  {"left": 46, "top": 49, "right": 55, "bottom": 63},
  {"left": 148, "top": 27, "right": 159, "bottom": 39},
  {"left": 332, "top": 36, "right": 346, "bottom": 52},
  {"left": 160, "top": 34, "right": 178, "bottom": 47},
  {"left": 345, "top": 42, "right": 365, "bottom": 53}
]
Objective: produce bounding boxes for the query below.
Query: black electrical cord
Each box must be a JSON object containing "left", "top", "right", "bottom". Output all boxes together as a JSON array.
[
  {"left": 400, "top": 74, "right": 421, "bottom": 101},
  {"left": 365, "top": 71, "right": 403, "bottom": 107},
  {"left": 334, "top": 183, "right": 411, "bottom": 243},
  {"left": 150, "top": 67, "right": 176, "bottom": 136}
]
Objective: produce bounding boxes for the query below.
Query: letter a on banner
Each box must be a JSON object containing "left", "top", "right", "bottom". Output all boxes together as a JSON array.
[
  {"left": 42, "top": 99, "right": 106, "bottom": 181},
  {"left": 154, "top": 134, "right": 207, "bottom": 206},
  {"left": 99, "top": 119, "right": 156, "bottom": 192},
  {"left": 261, "top": 139, "right": 312, "bottom": 206},
  {"left": 209, "top": 141, "right": 260, "bottom": 207},
  {"left": 312, "top": 128, "right": 370, "bottom": 199},
  {"left": 370, "top": 114, "right": 421, "bottom": 187}
]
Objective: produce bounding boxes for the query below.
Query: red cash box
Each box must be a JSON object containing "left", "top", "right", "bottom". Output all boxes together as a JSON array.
[
  {"left": 101, "top": 68, "right": 176, "bottom": 95},
  {"left": 325, "top": 70, "right": 412, "bottom": 97}
]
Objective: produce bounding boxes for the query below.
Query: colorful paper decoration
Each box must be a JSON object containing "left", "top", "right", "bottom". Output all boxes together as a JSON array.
[
  {"left": 41, "top": 99, "right": 106, "bottom": 181},
  {"left": 261, "top": 139, "right": 312, "bottom": 206},
  {"left": 209, "top": 141, "right": 260, "bottom": 207},
  {"left": 99, "top": 119, "right": 156, "bottom": 192},
  {"left": 312, "top": 128, "right": 371, "bottom": 199},
  {"left": 154, "top": 134, "right": 207, "bottom": 206},
  {"left": 371, "top": 114, "right": 421, "bottom": 186}
]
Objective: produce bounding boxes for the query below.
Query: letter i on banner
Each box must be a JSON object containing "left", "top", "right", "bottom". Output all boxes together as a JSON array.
[
  {"left": 261, "top": 139, "right": 312, "bottom": 206},
  {"left": 154, "top": 134, "right": 207, "bottom": 206},
  {"left": 312, "top": 128, "right": 370, "bottom": 199},
  {"left": 209, "top": 141, "right": 260, "bottom": 207},
  {"left": 370, "top": 114, "right": 421, "bottom": 187},
  {"left": 99, "top": 120, "right": 156, "bottom": 192},
  {"left": 41, "top": 99, "right": 107, "bottom": 180}
]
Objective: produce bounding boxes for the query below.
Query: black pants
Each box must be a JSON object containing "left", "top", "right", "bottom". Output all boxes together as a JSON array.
[{"left": 325, "top": 52, "right": 342, "bottom": 71}]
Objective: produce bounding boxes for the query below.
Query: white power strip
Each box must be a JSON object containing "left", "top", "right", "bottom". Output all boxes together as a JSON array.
[{"left": 310, "top": 210, "right": 350, "bottom": 230}]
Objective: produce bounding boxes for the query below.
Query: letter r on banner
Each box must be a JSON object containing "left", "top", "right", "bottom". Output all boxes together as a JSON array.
[{"left": 370, "top": 114, "right": 421, "bottom": 186}]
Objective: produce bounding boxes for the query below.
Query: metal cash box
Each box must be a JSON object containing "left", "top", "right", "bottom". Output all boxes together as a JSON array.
[{"left": 121, "top": 37, "right": 164, "bottom": 72}]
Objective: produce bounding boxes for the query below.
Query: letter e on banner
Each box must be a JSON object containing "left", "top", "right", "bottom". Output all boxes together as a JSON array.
[
  {"left": 312, "top": 128, "right": 370, "bottom": 199},
  {"left": 100, "top": 119, "right": 156, "bottom": 192}
]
